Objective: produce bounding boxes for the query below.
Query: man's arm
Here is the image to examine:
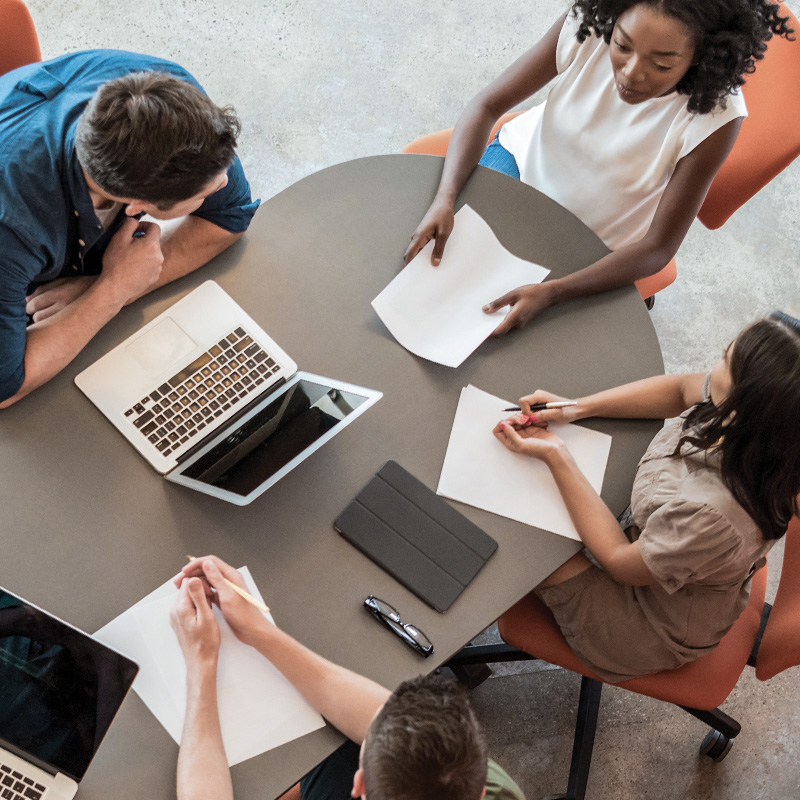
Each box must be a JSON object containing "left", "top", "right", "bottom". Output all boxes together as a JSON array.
[
  {"left": 170, "top": 578, "right": 233, "bottom": 800},
  {"left": 147, "top": 215, "right": 243, "bottom": 294},
  {"left": 0, "top": 218, "right": 163, "bottom": 408},
  {"left": 177, "top": 557, "right": 391, "bottom": 744}
]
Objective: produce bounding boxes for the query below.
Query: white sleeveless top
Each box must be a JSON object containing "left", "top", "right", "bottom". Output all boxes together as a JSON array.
[{"left": 498, "top": 14, "right": 747, "bottom": 250}]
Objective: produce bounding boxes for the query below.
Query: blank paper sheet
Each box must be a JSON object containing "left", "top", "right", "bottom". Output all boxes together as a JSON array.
[
  {"left": 372, "top": 205, "right": 550, "bottom": 367},
  {"left": 95, "top": 567, "right": 325, "bottom": 766},
  {"left": 437, "top": 385, "right": 612, "bottom": 541}
]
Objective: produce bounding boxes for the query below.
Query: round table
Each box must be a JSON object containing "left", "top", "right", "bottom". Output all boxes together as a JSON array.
[{"left": 0, "top": 155, "right": 664, "bottom": 799}]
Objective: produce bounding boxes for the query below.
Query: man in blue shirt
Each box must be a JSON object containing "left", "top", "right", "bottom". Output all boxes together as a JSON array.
[{"left": 0, "top": 50, "right": 259, "bottom": 407}]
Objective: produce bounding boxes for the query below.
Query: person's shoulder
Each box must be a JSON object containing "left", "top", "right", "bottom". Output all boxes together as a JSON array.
[
  {"left": 485, "top": 759, "right": 526, "bottom": 800},
  {"left": 59, "top": 49, "right": 198, "bottom": 83}
]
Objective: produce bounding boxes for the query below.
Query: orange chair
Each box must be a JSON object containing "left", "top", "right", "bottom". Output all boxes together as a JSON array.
[
  {"left": 403, "top": 2, "right": 800, "bottom": 303},
  {"left": 448, "top": 505, "right": 800, "bottom": 798},
  {"left": 698, "top": 2, "right": 800, "bottom": 229},
  {"left": 0, "top": 0, "right": 41, "bottom": 76}
]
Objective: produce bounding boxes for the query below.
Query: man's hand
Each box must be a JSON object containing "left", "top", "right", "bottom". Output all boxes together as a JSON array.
[
  {"left": 99, "top": 217, "right": 164, "bottom": 306},
  {"left": 26, "top": 276, "right": 98, "bottom": 323},
  {"left": 170, "top": 577, "right": 221, "bottom": 671},
  {"left": 176, "top": 556, "right": 270, "bottom": 649},
  {"left": 403, "top": 199, "right": 455, "bottom": 266},
  {"left": 483, "top": 282, "right": 555, "bottom": 336}
]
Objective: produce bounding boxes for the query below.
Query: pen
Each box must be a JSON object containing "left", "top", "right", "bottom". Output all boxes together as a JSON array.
[
  {"left": 503, "top": 401, "right": 578, "bottom": 412},
  {"left": 185, "top": 555, "right": 270, "bottom": 615}
]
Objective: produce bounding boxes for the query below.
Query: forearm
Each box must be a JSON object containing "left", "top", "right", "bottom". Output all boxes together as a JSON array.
[
  {"left": 0, "top": 279, "right": 127, "bottom": 408},
  {"left": 177, "top": 664, "right": 232, "bottom": 800},
  {"left": 145, "top": 216, "right": 243, "bottom": 296},
  {"left": 545, "top": 236, "right": 675, "bottom": 308},
  {"left": 248, "top": 620, "right": 390, "bottom": 744},
  {"left": 545, "top": 448, "right": 652, "bottom": 585},
  {"left": 577, "top": 373, "right": 705, "bottom": 420}
]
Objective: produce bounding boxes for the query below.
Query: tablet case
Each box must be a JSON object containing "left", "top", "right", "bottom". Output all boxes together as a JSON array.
[{"left": 334, "top": 461, "right": 497, "bottom": 612}]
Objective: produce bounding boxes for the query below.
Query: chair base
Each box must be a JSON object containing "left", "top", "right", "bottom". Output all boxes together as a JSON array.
[{"left": 446, "top": 642, "right": 742, "bottom": 799}]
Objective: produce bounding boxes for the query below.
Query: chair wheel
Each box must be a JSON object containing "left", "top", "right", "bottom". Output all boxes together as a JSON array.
[
  {"left": 644, "top": 295, "right": 655, "bottom": 310},
  {"left": 700, "top": 728, "right": 733, "bottom": 761}
]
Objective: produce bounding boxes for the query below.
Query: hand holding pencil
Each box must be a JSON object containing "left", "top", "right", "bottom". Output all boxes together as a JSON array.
[{"left": 178, "top": 555, "right": 272, "bottom": 647}]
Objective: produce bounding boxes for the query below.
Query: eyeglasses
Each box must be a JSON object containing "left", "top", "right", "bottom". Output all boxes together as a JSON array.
[{"left": 364, "top": 595, "right": 434, "bottom": 657}]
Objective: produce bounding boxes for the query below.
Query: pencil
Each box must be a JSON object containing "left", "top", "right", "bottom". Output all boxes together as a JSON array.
[
  {"left": 503, "top": 401, "right": 578, "bottom": 412},
  {"left": 185, "top": 555, "right": 270, "bottom": 615}
]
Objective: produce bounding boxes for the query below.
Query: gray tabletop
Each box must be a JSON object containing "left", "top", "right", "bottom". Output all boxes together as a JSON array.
[{"left": 0, "top": 155, "right": 663, "bottom": 799}]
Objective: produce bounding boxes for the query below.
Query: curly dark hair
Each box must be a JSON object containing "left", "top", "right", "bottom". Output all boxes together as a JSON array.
[
  {"left": 571, "top": 0, "right": 794, "bottom": 113},
  {"left": 676, "top": 312, "right": 800, "bottom": 540}
]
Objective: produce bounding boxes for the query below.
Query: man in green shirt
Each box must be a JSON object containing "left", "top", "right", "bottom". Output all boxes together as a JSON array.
[{"left": 170, "top": 555, "right": 524, "bottom": 800}]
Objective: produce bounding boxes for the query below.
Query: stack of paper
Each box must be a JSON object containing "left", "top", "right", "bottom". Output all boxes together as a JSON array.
[
  {"left": 437, "top": 386, "right": 612, "bottom": 541},
  {"left": 372, "top": 205, "right": 550, "bottom": 367},
  {"left": 95, "top": 567, "right": 325, "bottom": 766}
]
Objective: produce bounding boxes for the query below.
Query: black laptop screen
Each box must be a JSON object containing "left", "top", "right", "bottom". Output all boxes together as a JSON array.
[
  {"left": 181, "top": 378, "right": 371, "bottom": 496},
  {"left": 0, "top": 590, "right": 138, "bottom": 782}
]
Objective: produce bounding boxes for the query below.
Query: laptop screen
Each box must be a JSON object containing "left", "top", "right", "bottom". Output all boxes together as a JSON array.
[
  {"left": 179, "top": 377, "right": 373, "bottom": 497},
  {"left": 0, "top": 589, "right": 138, "bottom": 782}
]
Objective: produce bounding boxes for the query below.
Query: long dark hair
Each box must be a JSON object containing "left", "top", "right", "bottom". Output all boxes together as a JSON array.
[
  {"left": 571, "top": 0, "right": 795, "bottom": 114},
  {"left": 678, "top": 312, "right": 800, "bottom": 540}
]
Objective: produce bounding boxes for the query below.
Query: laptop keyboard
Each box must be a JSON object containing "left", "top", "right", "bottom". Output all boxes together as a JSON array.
[
  {"left": 123, "top": 327, "right": 281, "bottom": 458},
  {"left": 0, "top": 763, "right": 45, "bottom": 800}
]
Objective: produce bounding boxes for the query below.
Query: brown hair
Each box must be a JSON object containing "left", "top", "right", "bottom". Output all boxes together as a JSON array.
[
  {"left": 362, "top": 674, "right": 488, "bottom": 800},
  {"left": 75, "top": 71, "right": 240, "bottom": 208},
  {"left": 678, "top": 312, "right": 800, "bottom": 539}
]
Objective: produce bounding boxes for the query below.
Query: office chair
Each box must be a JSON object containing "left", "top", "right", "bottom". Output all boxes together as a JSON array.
[
  {"left": 403, "top": 1, "right": 800, "bottom": 305},
  {"left": 446, "top": 511, "right": 800, "bottom": 800},
  {"left": 0, "top": 0, "right": 41, "bottom": 76}
]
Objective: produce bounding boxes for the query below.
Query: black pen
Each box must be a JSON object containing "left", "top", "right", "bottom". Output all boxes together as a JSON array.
[{"left": 503, "top": 401, "right": 578, "bottom": 412}]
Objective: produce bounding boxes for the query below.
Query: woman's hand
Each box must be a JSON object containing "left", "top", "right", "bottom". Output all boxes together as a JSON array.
[
  {"left": 169, "top": 577, "right": 221, "bottom": 672},
  {"left": 518, "top": 390, "right": 586, "bottom": 424},
  {"left": 403, "top": 199, "right": 455, "bottom": 266},
  {"left": 493, "top": 418, "right": 567, "bottom": 462},
  {"left": 483, "top": 283, "right": 556, "bottom": 336}
]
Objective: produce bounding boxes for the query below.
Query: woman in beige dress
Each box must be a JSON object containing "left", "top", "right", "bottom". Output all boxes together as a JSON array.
[{"left": 494, "top": 312, "right": 800, "bottom": 682}]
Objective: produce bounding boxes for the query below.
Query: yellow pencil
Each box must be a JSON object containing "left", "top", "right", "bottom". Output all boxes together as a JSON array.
[{"left": 186, "top": 555, "right": 270, "bottom": 615}]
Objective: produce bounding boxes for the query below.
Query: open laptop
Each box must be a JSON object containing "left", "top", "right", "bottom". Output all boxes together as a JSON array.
[
  {"left": 75, "top": 280, "right": 382, "bottom": 506},
  {"left": 0, "top": 587, "right": 138, "bottom": 800}
]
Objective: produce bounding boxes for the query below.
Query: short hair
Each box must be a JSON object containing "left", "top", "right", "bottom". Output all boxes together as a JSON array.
[
  {"left": 571, "top": 0, "right": 795, "bottom": 114},
  {"left": 361, "top": 674, "right": 488, "bottom": 800},
  {"left": 75, "top": 71, "right": 240, "bottom": 209},
  {"left": 678, "top": 312, "right": 800, "bottom": 540}
]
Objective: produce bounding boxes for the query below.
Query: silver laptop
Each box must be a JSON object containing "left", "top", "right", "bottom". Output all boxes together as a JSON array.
[
  {"left": 0, "top": 587, "right": 138, "bottom": 800},
  {"left": 75, "top": 280, "right": 382, "bottom": 505}
]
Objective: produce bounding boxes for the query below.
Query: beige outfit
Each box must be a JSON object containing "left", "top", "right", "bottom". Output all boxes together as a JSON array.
[{"left": 540, "top": 375, "right": 773, "bottom": 683}]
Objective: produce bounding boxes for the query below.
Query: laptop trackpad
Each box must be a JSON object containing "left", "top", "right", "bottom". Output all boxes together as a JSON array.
[{"left": 126, "top": 317, "right": 197, "bottom": 374}]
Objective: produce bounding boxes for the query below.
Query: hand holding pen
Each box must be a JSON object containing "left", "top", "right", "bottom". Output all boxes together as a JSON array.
[{"left": 502, "top": 391, "right": 583, "bottom": 427}]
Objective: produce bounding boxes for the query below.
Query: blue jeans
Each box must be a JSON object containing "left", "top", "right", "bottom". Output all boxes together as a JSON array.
[{"left": 478, "top": 133, "right": 520, "bottom": 179}]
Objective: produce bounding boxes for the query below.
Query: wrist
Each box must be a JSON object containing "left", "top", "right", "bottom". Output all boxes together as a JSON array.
[
  {"left": 433, "top": 188, "right": 457, "bottom": 208},
  {"left": 185, "top": 654, "right": 219, "bottom": 686},
  {"left": 91, "top": 271, "right": 129, "bottom": 313},
  {"left": 544, "top": 442, "right": 575, "bottom": 471}
]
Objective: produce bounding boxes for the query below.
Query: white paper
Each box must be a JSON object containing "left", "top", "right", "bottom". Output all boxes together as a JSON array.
[
  {"left": 372, "top": 205, "right": 550, "bottom": 367},
  {"left": 437, "top": 386, "right": 613, "bottom": 541},
  {"left": 95, "top": 567, "right": 325, "bottom": 766}
]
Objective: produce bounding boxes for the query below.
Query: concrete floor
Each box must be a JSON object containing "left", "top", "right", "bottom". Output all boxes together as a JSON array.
[{"left": 25, "top": 0, "right": 800, "bottom": 797}]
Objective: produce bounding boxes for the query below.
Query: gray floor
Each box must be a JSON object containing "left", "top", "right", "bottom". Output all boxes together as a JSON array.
[{"left": 25, "top": 1, "right": 800, "bottom": 797}]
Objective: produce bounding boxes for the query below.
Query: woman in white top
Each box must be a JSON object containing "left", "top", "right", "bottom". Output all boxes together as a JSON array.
[{"left": 404, "top": 0, "right": 793, "bottom": 332}]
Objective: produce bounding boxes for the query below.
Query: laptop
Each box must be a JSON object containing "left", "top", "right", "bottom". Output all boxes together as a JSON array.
[
  {"left": 75, "top": 280, "right": 382, "bottom": 506},
  {"left": 0, "top": 587, "right": 138, "bottom": 800}
]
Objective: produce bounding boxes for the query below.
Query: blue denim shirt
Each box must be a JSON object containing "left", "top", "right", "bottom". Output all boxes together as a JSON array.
[{"left": 0, "top": 50, "right": 260, "bottom": 401}]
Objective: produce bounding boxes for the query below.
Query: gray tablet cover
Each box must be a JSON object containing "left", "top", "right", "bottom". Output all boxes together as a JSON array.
[{"left": 334, "top": 461, "right": 497, "bottom": 612}]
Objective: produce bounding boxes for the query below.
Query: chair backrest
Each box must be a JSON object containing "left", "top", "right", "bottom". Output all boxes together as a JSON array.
[
  {"left": 698, "top": 2, "right": 800, "bottom": 229},
  {"left": 0, "top": 0, "right": 41, "bottom": 76},
  {"left": 755, "top": 507, "right": 800, "bottom": 681}
]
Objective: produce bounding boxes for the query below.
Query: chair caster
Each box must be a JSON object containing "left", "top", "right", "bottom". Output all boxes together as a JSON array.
[
  {"left": 644, "top": 295, "right": 655, "bottom": 310},
  {"left": 700, "top": 728, "right": 733, "bottom": 762}
]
